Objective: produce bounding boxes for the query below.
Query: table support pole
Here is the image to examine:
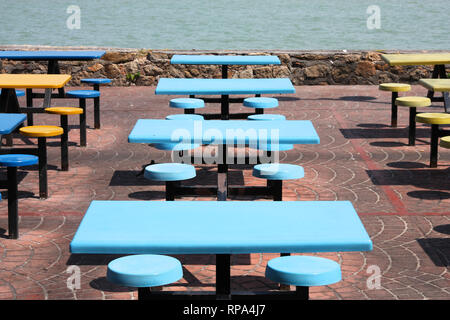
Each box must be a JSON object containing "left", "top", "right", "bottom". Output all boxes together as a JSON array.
[
  {"left": 26, "top": 89, "right": 34, "bottom": 126},
  {"left": 79, "top": 98, "right": 87, "bottom": 147},
  {"left": 42, "top": 88, "right": 52, "bottom": 108},
  {"left": 427, "top": 65, "right": 448, "bottom": 101},
  {"left": 222, "top": 65, "right": 228, "bottom": 79},
  {"left": 216, "top": 254, "right": 231, "bottom": 300},
  {"left": 7, "top": 166, "right": 18, "bottom": 239},
  {"left": 60, "top": 115, "right": 69, "bottom": 171},
  {"left": 48, "top": 60, "right": 65, "bottom": 97},
  {"left": 0, "top": 88, "right": 20, "bottom": 114},
  {"left": 221, "top": 95, "right": 229, "bottom": 120},
  {"left": 430, "top": 124, "right": 439, "bottom": 168},
  {"left": 38, "top": 137, "right": 48, "bottom": 199},
  {"left": 391, "top": 92, "right": 398, "bottom": 127},
  {"left": 408, "top": 107, "right": 416, "bottom": 146},
  {"left": 295, "top": 286, "right": 309, "bottom": 300},
  {"left": 217, "top": 145, "right": 228, "bottom": 201}
]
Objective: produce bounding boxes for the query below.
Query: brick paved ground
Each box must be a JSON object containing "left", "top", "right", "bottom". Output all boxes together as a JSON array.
[{"left": 0, "top": 85, "right": 449, "bottom": 300}]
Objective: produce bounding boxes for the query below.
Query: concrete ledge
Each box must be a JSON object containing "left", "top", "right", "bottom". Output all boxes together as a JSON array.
[{"left": 0, "top": 45, "right": 447, "bottom": 86}]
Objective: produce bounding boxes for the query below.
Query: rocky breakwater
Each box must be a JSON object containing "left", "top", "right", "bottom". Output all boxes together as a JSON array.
[{"left": 0, "top": 48, "right": 438, "bottom": 86}]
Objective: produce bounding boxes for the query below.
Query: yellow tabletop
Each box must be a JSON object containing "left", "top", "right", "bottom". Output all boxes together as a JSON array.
[
  {"left": 0, "top": 74, "right": 71, "bottom": 89},
  {"left": 381, "top": 53, "right": 450, "bottom": 66},
  {"left": 418, "top": 79, "right": 450, "bottom": 92}
]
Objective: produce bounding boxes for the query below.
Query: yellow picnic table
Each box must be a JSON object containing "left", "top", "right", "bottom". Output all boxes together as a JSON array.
[
  {"left": 418, "top": 79, "right": 450, "bottom": 112},
  {"left": 0, "top": 74, "right": 71, "bottom": 114},
  {"left": 381, "top": 53, "right": 450, "bottom": 103},
  {"left": 381, "top": 53, "right": 450, "bottom": 67}
]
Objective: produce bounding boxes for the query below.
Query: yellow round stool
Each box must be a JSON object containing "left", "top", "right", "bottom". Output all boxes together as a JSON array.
[
  {"left": 19, "top": 125, "right": 63, "bottom": 199},
  {"left": 45, "top": 107, "right": 84, "bottom": 171},
  {"left": 394, "top": 96, "right": 431, "bottom": 146},
  {"left": 379, "top": 83, "right": 411, "bottom": 127},
  {"left": 415, "top": 112, "right": 450, "bottom": 168},
  {"left": 440, "top": 136, "right": 450, "bottom": 149}
]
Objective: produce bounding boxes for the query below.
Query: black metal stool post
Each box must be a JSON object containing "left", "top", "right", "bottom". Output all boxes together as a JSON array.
[
  {"left": 93, "top": 84, "right": 101, "bottom": 129},
  {"left": 60, "top": 115, "right": 69, "bottom": 171},
  {"left": 430, "top": 124, "right": 439, "bottom": 168},
  {"left": 7, "top": 166, "right": 18, "bottom": 239},
  {"left": 79, "top": 98, "right": 87, "bottom": 147},
  {"left": 391, "top": 91, "right": 398, "bottom": 127},
  {"left": 38, "top": 137, "right": 48, "bottom": 199},
  {"left": 165, "top": 181, "right": 176, "bottom": 201},
  {"left": 408, "top": 107, "right": 416, "bottom": 146}
]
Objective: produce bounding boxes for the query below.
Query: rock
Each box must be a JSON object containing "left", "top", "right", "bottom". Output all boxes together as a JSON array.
[
  {"left": 355, "top": 61, "right": 376, "bottom": 77},
  {"left": 331, "top": 66, "right": 352, "bottom": 83},
  {"left": 102, "top": 52, "right": 136, "bottom": 64},
  {"left": 291, "top": 68, "right": 305, "bottom": 85},
  {"left": 253, "top": 66, "right": 273, "bottom": 78},
  {"left": 135, "top": 75, "right": 156, "bottom": 86},
  {"left": 233, "top": 68, "right": 253, "bottom": 79},
  {"left": 88, "top": 63, "right": 103, "bottom": 72},
  {"left": 337, "top": 54, "right": 361, "bottom": 63},
  {"left": 277, "top": 54, "right": 291, "bottom": 66},
  {"left": 273, "top": 65, "right": 290, "bottom": 78},
  {"left": 168, "top": 66, "right": 184, "bottom": 78},
  {"left": 147, "top": 51, "right": 170, "bottom": 63},
  {"left": 409, "top": 67, "right": 430, "bottom": 81},
  {"left": 363, "top": 51, "right": 382, "bottom": 61},
  {"left": 124, "top": 61, "right": 139, "bottom": 74},
  {"left": 304, "top": 64, "right": 330, "bottom": 78},
  {"left": 104, "top": 64, "right": 121, "bottom": 78},
  {"left": 143, "top": 65, "right": 164, "bottom": 76},
  {"left": 291, "top": 58, "right": 306, "bottom": 68}
]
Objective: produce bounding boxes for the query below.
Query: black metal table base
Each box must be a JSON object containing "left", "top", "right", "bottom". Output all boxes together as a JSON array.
[
  {"left": 426, "top": 64, "right": 449, "bottom": 112},
  {"left": 137, "top": 253, "right": 308, "bottom": 301},
  {"left": 429, "top": 126, "right": 450, "bottom": 168}
]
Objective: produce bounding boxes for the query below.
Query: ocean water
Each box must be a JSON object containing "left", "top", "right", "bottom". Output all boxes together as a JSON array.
[{"left": 0, "top": 0, "right": 448, "bottom": 50}]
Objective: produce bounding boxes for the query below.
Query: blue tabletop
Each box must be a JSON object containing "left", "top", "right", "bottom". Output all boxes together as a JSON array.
[
  {"left": 0, "top": 50, "right": 106, "bottom": 60},
  {"left": 155, "top": 78, "right": 295, "bottom": 95},
  {"left": 171, "top": 55, "right": 281, "bottom": 65},
  {"left": 128, "top": 119, "right": 320, "bottom": 145},
  {"left": 70, "top": 200, "right": 373, "bottom": 254},
  {"left": 0, "top": 113, "right": 27, "bottom": 134}
]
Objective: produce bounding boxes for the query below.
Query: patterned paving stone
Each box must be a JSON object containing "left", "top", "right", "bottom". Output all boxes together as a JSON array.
[{"left": 0, "top": 85, "right": 449, "bottom": 300}]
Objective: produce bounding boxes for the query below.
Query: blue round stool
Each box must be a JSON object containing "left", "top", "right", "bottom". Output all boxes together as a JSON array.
[
  {"left": 66, "top": 89, "right": 102, "bottom": 132},
  {"left": 248, "top": 114, "right": 286, "bottom": 121},
  {"left": 81, "top": 78, "right": 111, "bottom": 85},
  {"left": 170, "top": 98, "right": 204, "bottom": 116},
  {"left": 253, "top": 163, "right": 304, "bottom": 181},
  {"left": 0, "top": 154, "right": 38, "bottom": 239},
  {"left": 165, "top": 114, "right": 204, "bottom": 121},
  {"left": 265, "top": 255, "right": 342, "bottom": 300},
  {"left": 107, "top": 254, "right": 183, "bottom": 300},
  {"left": 66, "top": 90, "right": 100, "bottom": 99},
  {"left": 144, "top": 163, "right": 196, "bottom": 200},
  {"left": 243, "top": 97, "right": 278, "bottom": 115},
  {"left": 248, "top": 113, "right": 293, "bottom": 152}
]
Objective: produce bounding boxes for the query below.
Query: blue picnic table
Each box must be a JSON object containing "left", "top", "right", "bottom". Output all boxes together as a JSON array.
[
  {"left": 70, "top": 200, "right": 373, "bottom": 298},
  {"left": 171, "top": 54, "right": 281, "bottom": 78},
  {"left": 0, "top": 113, "right": 27, "bottom": 135},
  {"left": 0, "top": 50, "right": 106, "bottom": 125},
  {"left": 0, "top": 113, "right": 27, "bottom": 147},
  {"left": 128, "top": 118, "right": 319, "bottom": 200},
  {"left": 155, "top": 78, "right": 295, "bottom": 119}
]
